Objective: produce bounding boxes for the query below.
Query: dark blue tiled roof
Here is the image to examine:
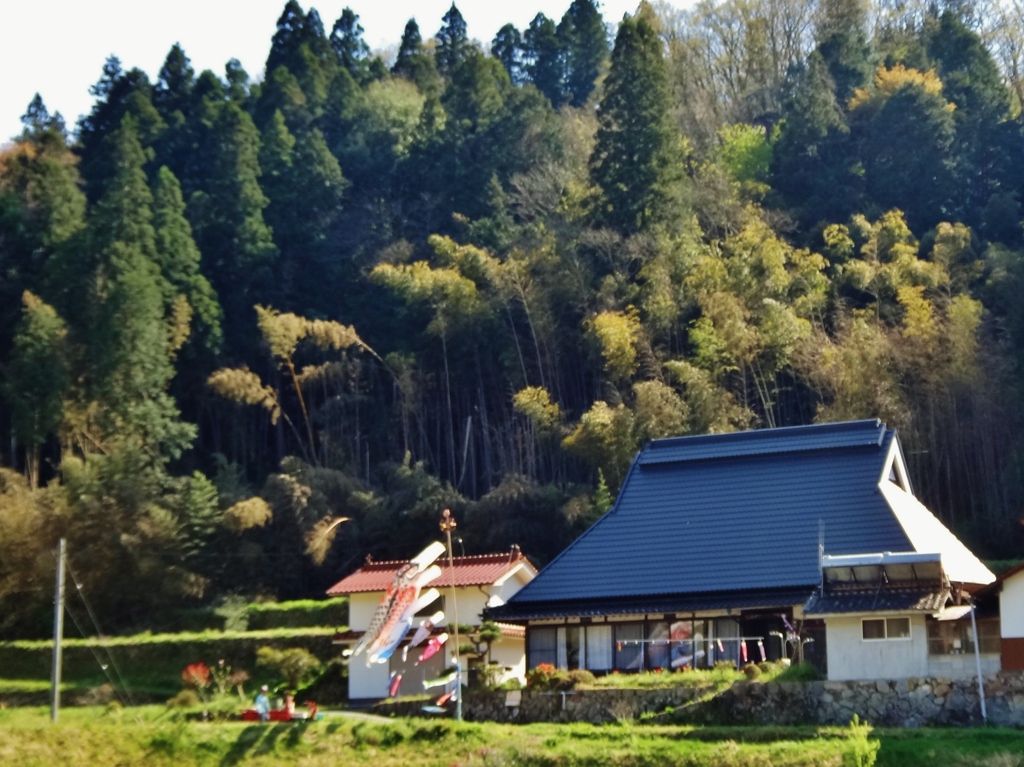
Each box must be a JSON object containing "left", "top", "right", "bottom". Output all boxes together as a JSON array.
[
  {"left": 508, "top": 420, "right": 911, "bottom": 607},
  {"left": 804, "top": 587, "right": 949, "bottom": 615}
]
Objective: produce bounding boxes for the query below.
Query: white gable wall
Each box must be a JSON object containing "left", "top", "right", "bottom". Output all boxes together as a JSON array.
[
  {"left": 878, "top": 482, "right": 995, "bottom": 586},
  {"left": 1001, "top": 570, "right": 1024, "bottom": 638},
  {"left": 825, "top": 614, "right": 929, "bottom": 681}
]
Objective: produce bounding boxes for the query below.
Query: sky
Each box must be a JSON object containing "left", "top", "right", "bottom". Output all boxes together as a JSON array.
[{"left": 0, "top": 0, "right": 662, "bottom": 144}]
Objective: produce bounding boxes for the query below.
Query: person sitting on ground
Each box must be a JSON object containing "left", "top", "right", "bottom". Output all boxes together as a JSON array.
[{"left": 255, "top": 685, "right": 271, "bottom": 722}]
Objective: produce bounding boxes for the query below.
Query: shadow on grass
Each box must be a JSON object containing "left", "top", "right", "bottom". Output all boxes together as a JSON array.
[
  {"left": 285, "top": 720, "right": 310, "bottom": 748},
  {"left": 219, "top": 725, "right": 265, "bottom": 766}
]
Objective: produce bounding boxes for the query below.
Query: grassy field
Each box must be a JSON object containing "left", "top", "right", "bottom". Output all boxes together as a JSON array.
[
  {"left": 0, "top": 705, "right": 1021, "bottom": 767},
  {"left": 0, "top": 626, "right": 343, "bottom": 703}
]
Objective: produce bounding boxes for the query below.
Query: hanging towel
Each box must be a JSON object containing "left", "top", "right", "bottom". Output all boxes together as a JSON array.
[
  {"left": 388, "top": 672, "right": 402, "bottom": 697},
  {"left": 717, "top": 638, "right": 725, "bottom": 653},
  {"left": 740, "top": 641, "right": 748, "bottom": 663},
  {"left": 757, "top": 640, "right": 766, "bottom": 662}
]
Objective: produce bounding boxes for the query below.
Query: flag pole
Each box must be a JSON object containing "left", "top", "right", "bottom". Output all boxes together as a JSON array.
[{"left": 440, "top": 509, "right": 462, "bottom": 722}]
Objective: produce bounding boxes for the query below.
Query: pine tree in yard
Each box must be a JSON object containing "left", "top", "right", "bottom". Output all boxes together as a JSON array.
[
  {"left": 590, "top": 6, "right": 683, "bottom": 234},
  {"left": 559, "top": 0, "right": 609, "bottom": 107},
  {"left": 436, "top": 3, "right": 470, "bottom": 77}
]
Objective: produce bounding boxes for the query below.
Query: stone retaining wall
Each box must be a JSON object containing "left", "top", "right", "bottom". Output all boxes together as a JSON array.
[{"left": 374, "top": 672, "right": 1024, "bottom": 728}]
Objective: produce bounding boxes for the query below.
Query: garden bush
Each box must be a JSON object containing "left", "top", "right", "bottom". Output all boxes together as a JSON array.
[{"left": 743, "top": 663, "right": 762, "bottom": 680}]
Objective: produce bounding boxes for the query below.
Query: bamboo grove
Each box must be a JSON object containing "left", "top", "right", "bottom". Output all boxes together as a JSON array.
[{"left": 2, "top": 0, "right": 1024, "bottom": 636}]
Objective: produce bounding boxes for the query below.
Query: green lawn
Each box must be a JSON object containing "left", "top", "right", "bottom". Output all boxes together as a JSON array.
[{"left": 0, "top": 704, "right": 1020, "bottom": 767}]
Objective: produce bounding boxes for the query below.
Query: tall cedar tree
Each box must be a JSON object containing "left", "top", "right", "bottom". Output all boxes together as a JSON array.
[
  {"left": 559, "top": 0, "right": 609, "bottom": 107},
  {"left": 927, "top": 11, "right": 1013, "bottom": 223},
  {"left": 331, "top": 8, "right": 371, "bottom": 80},
  {"left": 436, "top": 4, "right": 470, "bottom": 77},
  {"left": 77, "top": 58, "right": 165, "bottom": 203},
  {"left": 87, "top": 116, "right": 194, "bottom": 457},
  {"left": 4, "top": 293, "right": 69, "bottom": 488},
  {"left": 1, "top": 99, "right": 86, "bottom": 348},
  {"left": 492, "top": 24, "right": 524, "bottom": 84},
  {"left": 524, "top": 14, "right": 565, "bottom": 106},
  {"left": 152, "top": 166, "right": 223, "bottom": 355},
  {"left": 590, "top": 6, "right": 682, "bottom": 234},
  {"left": 815, "top": 0, "right": 873, "bottom": 105},
  {"left": 188, "top": 102, "right": 277, "bottom": 350},
  {"left": 771, "top": 51, "right": 854, "bottom": 227}
]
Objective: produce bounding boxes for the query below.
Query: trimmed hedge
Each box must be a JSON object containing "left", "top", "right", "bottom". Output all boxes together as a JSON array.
[
  {"left": 245, "top": 597, "right": 348, "bottom": 631},
  {"left": 0, "top": 628, "right": 341, "bottom": 696}
]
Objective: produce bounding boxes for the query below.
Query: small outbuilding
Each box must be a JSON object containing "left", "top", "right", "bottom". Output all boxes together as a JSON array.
[{"left": 327, "top": 547, "right": 536, "bottom": 701}]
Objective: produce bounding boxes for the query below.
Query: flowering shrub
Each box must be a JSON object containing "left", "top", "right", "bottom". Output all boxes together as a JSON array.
[
  {"left": 526, "top": 662, "right": 557, "bottom": 689},
  {"left": 182, "top": 662, "right": 212, "bottom": 691}
]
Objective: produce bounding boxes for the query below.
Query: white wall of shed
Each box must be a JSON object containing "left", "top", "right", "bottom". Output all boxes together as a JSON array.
[
  {"left": 825, "top": 614, "right": 928, "bottom": 681},
  {"left": 1001, "top": 570, "right": 1024, "bottom": 638}
]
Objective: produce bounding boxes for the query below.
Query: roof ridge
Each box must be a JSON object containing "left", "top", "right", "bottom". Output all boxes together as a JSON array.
[{"left": 647, "top": 419, "right": 883, "bottom": 450}]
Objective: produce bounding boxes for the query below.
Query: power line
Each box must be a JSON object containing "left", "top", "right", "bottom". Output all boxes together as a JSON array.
[
  {"left": 61, "top": 599, "right": 130, "bottom": 709},
  {"left": 64, "top": 557, "right": 136, "bottom": 707}
]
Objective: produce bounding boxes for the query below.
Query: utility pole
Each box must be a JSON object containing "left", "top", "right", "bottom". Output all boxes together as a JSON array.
[
  {"left": 51, "top": 538, "right": 66, "bottom": 723},
  {"left": 440, "top": 509, "right": 462, "bottom": 722}
]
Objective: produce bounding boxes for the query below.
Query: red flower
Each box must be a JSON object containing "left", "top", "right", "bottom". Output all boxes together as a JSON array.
[{"left": 182, "top": 662, "right": 212, "bottom": 690}]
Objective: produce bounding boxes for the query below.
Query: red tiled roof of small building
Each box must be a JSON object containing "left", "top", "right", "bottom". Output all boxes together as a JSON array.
[{"left": 326, "top": 548, "right": 534, "bottom": 595}]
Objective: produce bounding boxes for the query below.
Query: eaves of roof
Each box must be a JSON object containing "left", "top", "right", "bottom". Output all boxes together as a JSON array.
[
  {"left": 486, "top": 586, "right": 815, "bottom": 623},
  {"left": 803, "top": 587, "right": 949, "bottom": 616}
]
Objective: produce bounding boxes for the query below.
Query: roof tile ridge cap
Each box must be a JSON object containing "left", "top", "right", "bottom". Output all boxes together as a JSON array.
[
  {"left": 445, "top": 553, "right": 514, "bottom": 563},
  {"left": 646, "top": 418, "right": 886, "bottom": 451}
]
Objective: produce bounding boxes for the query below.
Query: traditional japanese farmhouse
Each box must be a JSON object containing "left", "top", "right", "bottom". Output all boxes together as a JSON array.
[
  {"left": 488, "top": 420, "right": 998, "bottom": 681},
  {"left": 327, "top": 547, "right": 537, "bottom": 701}
]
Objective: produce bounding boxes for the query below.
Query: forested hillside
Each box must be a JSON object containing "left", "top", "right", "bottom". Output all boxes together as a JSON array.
[{"left": 2, "top": 0, "right": 1024, "bottom": 637}]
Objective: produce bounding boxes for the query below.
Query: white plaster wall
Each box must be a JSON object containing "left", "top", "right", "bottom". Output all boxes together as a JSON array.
[
  {"left": 348, "top": 655, "right": 391, "bottom": 700},
  {"left": 490, "top": 636, "right": 527, "bottom": 684},
  {"left": 485, "top": 565, "right": 534, "bottom": 606},
  {"left": 1001, "top": 571, "right": 1024, "bottom": 638},
  {"left": 825, "top": 615, "right": 929, "bottom": 681},
  {"left": 348, "top": 592, "right": 383, "bottom": 632},
  {"left": 447, "top": 587, "right": 490, "bottom": 625}
]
